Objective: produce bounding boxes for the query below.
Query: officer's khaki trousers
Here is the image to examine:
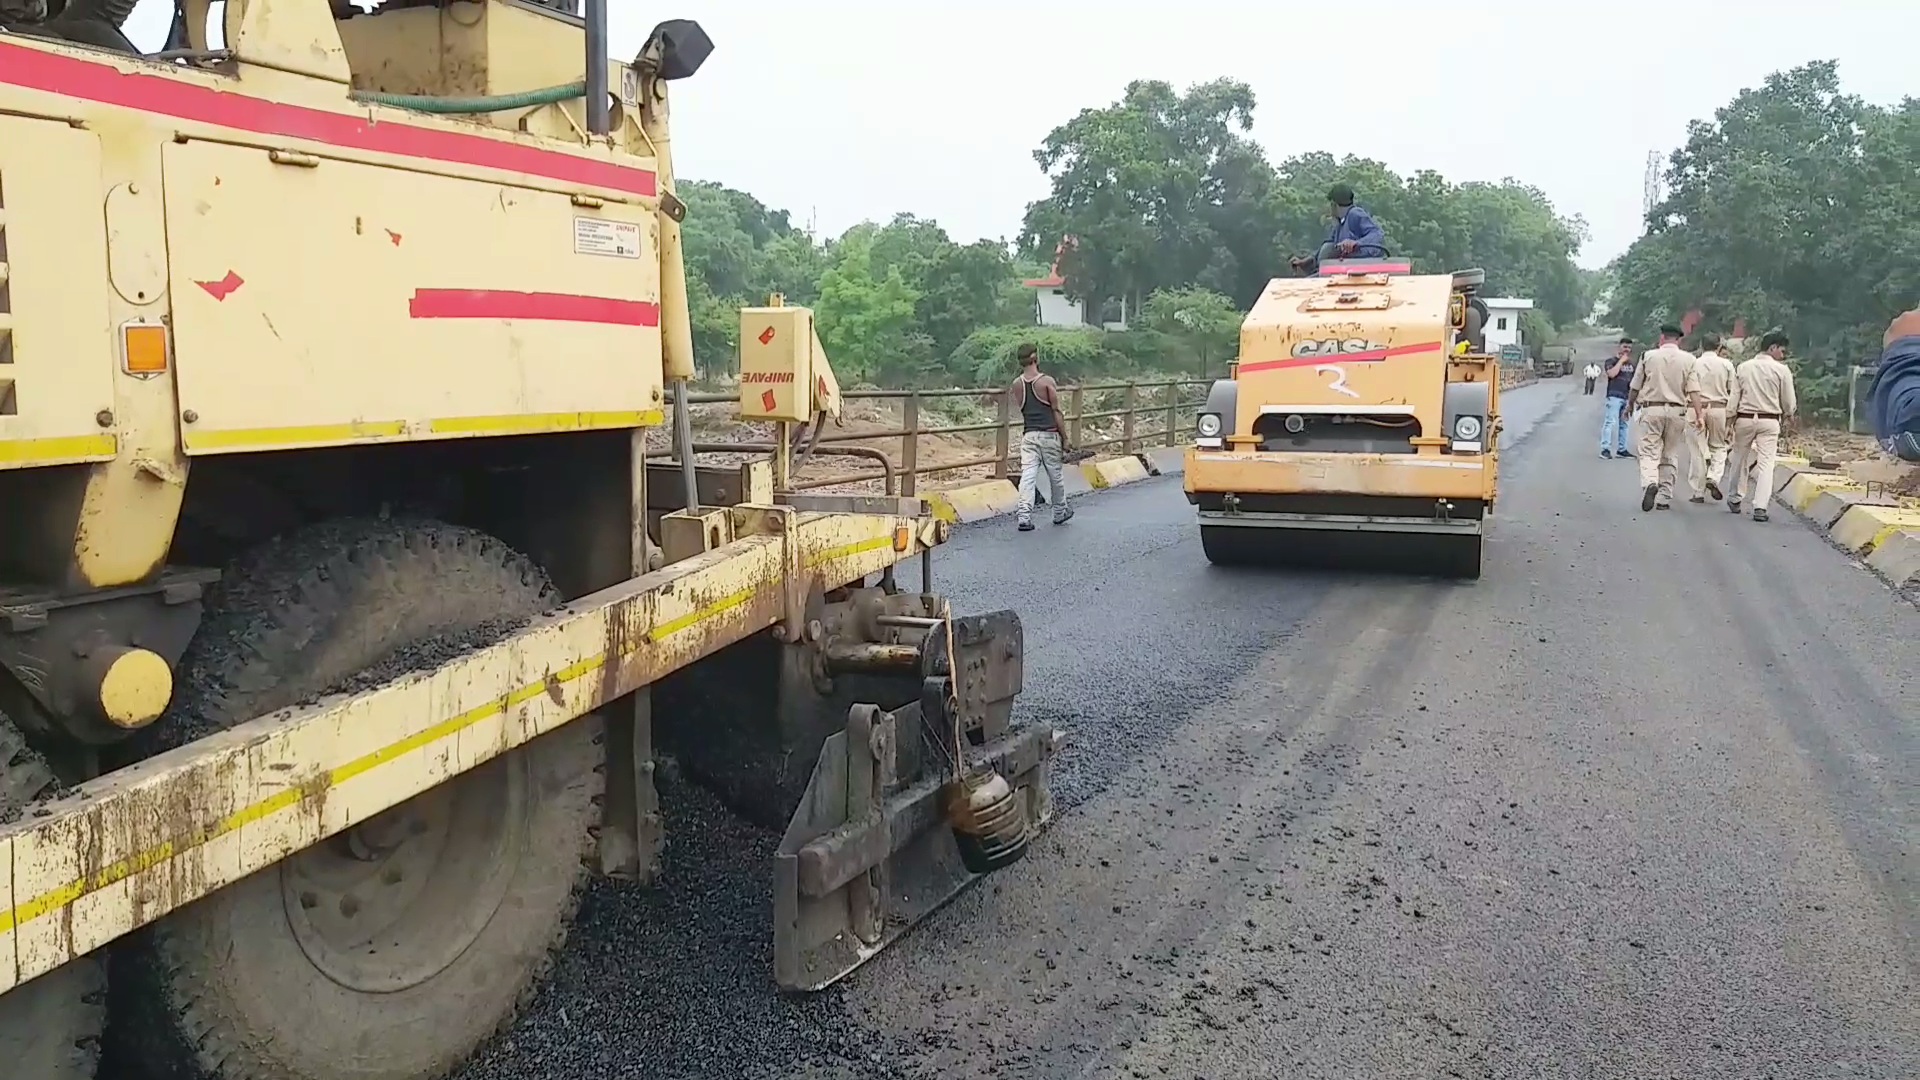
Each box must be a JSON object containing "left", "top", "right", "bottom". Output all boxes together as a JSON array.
[
  {"left": 1730, "top": 417, "right": 1782, "bottom": 510},
  {"left": 1686, "top": 405, "right": 1731, "bottom": 497},
  {"left": 1635, "top": 405, "right": 1686, "bottom": 503}
]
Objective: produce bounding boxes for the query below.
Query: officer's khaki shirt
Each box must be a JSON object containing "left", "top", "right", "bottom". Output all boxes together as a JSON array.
[
  {"left": 1629, "top": 344, "right": 1694, "bottom": 407},
  {"left": 1685, "top": 350, "right": 1737, "bottom": 406},
  {"left": 1730, "top": 355, "right": 1798, "bottom": 418}
]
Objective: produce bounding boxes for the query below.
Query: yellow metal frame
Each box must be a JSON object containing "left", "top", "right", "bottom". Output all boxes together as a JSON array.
[{"left": 0, "top": 507, "right": 935, "bottom": 992}]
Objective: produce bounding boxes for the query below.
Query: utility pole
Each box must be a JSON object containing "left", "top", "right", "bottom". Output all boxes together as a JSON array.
[{"left": 1643, "top": 150, "right": 1665, "bottom": 221}]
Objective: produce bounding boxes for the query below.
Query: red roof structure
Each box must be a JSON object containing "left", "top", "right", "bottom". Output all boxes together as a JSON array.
[{"left": 1023, "top": 236, "right": 1075, "bottom": 289}]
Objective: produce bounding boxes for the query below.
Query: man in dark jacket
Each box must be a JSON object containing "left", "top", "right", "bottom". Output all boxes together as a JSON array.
[
  {"left": 1873, "top": 309, "right": 1920, "bottom": 461},
  {"left": 1290, "top": 184, "right": 1387, "bottom": 275}
]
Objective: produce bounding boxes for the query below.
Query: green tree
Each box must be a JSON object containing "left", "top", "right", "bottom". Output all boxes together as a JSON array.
[
  {"left": 1139, "top": 286, "right": 1241, "bottom": 378},
  {"left": 1608, "top": 61, "right": 1919, "bottom": 419},
  {"left": 678, "top": 180, "right": 827, "bottom": 378},
  {"left": 814, "top": 226, "right": 929, "bottom": 386},
  {"left": 949, "top": 325, "right": 1122, "bottom": 386},
  {"left": 865, "top": 214, "right": 1025, "bottom": 368},
  {"left": 1020, "top": 78, "right": 1593, "bottom": 333},
  {"left": 1018, "top": 78, "right": 1285, "bottom": 314}
]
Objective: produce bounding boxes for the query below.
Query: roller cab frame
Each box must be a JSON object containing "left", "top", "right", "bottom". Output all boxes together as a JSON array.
[{"left": 1184, "top": 262, "right": 1501, "bottom": 577}]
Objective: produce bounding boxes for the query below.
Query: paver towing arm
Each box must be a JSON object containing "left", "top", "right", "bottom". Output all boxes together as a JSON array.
[{"left": 0, "top": 5, "right": 1056, "bottom": 1079}]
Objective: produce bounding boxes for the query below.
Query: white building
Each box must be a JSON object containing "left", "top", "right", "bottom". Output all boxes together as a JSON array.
[
  {"left": 1481, "top": 297, "right": 1534, "bottom": 356},
  {"left": 1023, "top": 237, "right": 1129, "bottom": 331}
]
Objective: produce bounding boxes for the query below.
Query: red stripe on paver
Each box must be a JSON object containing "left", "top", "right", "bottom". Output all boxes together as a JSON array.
[
  {"left": 1238, "top": 343, "right": 1443, "bottom": 375},
  {"left": 408, "top": 289, "right": 661, "bottom": 326},
  {"left": 0, "top": 40, "right": 656, "bottom": 197}
]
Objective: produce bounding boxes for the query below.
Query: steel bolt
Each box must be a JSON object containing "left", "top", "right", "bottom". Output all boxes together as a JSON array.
[
  {"left": 95, "top": 410, "right": 113, "bottom": 427},
  {"left": 182, "top": 409, "right": 199, "bottom": 424}
]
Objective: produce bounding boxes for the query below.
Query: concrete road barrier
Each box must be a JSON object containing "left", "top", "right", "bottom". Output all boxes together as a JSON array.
[
  {"left": 1805, "top": 487, "right": 1879, "bottom": 528},
  {"left": 1775, "top": 455, "right": 1920, "bottom": 594},
  {"left": 1866, "top": 530, "right": 1920, "bottom": 588},
  {"left": 1143, "top": 446, "right": 1187, "bottom": 477},
  {"left": 1779, "top": 470, "right": 1861, "bottom": 513},
  {"left": 1829, "top": 504, "right": 1920, "bottom": 555},
  {"left": 1081, "top": 455, "right": 1152, "bottom": 489},
  {"left": 924, "top": 479, "right": 1021, "bottom": 524}
]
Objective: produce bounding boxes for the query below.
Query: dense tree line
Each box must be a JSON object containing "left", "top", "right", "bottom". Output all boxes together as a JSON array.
[
  {"left": 680, "top": 77, "right": 1598, "bottom": 389},
  {"left": 1608, "top": 61, "right": 1918, "bottom": 421}
]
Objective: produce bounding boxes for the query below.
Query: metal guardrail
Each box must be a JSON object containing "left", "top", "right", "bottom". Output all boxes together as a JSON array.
[{"left": 663, "top": 379, "right": 1212, "bottom": 496}]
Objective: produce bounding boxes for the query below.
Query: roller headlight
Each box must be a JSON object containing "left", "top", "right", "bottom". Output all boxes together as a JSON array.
[
  {"left": 1453, "top": 415, "right": 1483, "bottom": 441},
  {"left": 1196, "top": 413, "right": 1222, "bottom": 438}
]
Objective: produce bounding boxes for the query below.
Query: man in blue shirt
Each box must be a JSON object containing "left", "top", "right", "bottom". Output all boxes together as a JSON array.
[
  {"left": 1599, "top": 337, "right": 1637, "bottom": 459},
  {"left": 1872, "top": 308, "right": 1920, "bottom": 461},
  {"left": 1291, "top": 184, "right": 1387, "bottom": 274}
]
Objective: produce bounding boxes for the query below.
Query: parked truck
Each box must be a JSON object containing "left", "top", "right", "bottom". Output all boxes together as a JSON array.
[
  {"left": 0, "top": 4, "right": 1058, "bottom": 1078},
  {"left": 1184, "top": 260, "right": 1502, "bottom": 578}
]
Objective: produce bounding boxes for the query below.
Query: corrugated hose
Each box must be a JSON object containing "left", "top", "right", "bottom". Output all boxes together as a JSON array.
[{"left": 352, "top": 81, "right": 587, "bottom": 114}]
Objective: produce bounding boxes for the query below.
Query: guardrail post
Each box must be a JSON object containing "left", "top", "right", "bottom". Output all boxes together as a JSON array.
[
  {"left": 901, "top": 391, "right": 920, "bottom": 497},
  {"left": 993, "top": 391, "right": 1011, "bottom": 479},
  {"left": 1068, "top": 386, "right": 1084, "bottom": 447},
  {"left": 1121, "top": 382, "right": 1138, "bottom": 454},
  {"left": 1164, "top": 383, "right": 1178, "bottom": 447}
]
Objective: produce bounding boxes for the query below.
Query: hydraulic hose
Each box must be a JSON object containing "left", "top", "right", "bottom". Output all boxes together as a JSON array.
[{"left": 353, "top": 81, "right": 587, "bottom": 115}]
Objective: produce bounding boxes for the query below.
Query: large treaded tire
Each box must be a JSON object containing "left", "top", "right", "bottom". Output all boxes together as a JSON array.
[
  {"left": 0, "top": 719, "right": 105, "bottom": 1080},
  {"left": 109, "top": 519, "right": 603, "bottom": 1080}
]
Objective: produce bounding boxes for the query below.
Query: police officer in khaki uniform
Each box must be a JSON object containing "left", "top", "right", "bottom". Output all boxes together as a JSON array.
[
  {"left": 1727, "top": 329, "right": 1799, "bottom": 522},
  {"left": 1684, "top": 332, "right": 1737, "bottom": 503},
  {"left": 1626, "top": 324, "right": 1693, "bottom": 511}
]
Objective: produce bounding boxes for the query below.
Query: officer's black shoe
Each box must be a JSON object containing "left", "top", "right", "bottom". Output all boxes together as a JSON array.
[
  {"left": 1706, "top": 480, "right": 1723, "bottom": 501},
  {"left": 1752, "top": 508, "right": 1769, "bottom": 522},
  {"left": 1601, "top": 450, "right": 1613, "bottom": 459},
  {"left": 1728, "top": 499, "right": 1742, "bottom": 514},
  {"left": 1017, "top": 520, "right": 1035, "bottom": 532},
  {"left": 1641, "top": 484, "right": 1659, "bottom": 512},
  {"left": 1689, "top": 495, "right": 1707, "bottom": 504}
]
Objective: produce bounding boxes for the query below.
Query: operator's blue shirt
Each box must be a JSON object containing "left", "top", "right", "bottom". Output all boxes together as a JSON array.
[
  {"left": 1872, "top": 335, "right": 1920, "bottom": 461},
  {"left": 1325, "top": 205, "right": 1386, "bottom": 255}
]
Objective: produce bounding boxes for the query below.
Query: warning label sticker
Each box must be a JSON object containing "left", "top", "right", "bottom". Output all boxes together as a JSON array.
[{"left": 574, "top": 217, "right": 643, "bottom": 259}]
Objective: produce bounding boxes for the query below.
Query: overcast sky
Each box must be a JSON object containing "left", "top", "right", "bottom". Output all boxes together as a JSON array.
[{"left": 122, "top": 1, "right": 1917, "bottom": 269}]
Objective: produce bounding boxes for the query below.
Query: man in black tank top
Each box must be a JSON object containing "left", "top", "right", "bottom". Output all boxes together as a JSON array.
[{"left": 1010, "top": 343, "right": 1073, "bottom": 531}]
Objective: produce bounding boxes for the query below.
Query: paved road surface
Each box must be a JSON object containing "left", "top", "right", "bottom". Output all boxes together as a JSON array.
[{"left": 448, "top": 378, "right": 1917, "bottom": 1080}]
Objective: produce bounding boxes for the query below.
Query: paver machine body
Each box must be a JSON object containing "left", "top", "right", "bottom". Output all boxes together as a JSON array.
[
  {"left": 0, "top": 3, "right": 1058, "bottom": 1078},
  {"left": 1184, "top": 259, "right": 1501, "bottom": 577}
]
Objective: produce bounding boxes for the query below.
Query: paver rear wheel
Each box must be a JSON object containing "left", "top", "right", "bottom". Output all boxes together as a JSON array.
[
  {"left": 0, "top": 717, "right": 104, "bottom": 1080},
  {"left": 111, "top": 519, "right": 603, "bottom": 1080}
]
